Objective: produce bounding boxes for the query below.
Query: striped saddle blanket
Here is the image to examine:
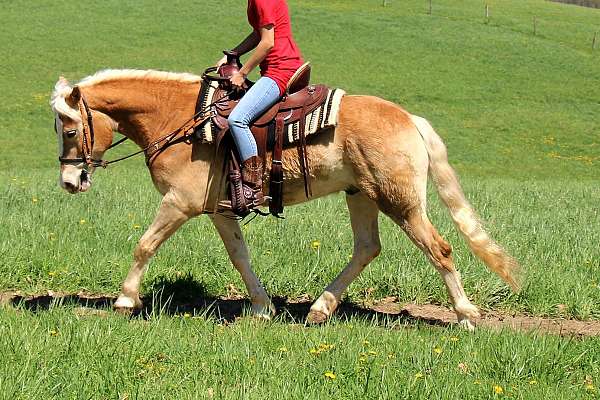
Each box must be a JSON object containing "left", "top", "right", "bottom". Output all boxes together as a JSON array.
[{"left": 194, "top": 81, "right": 345, "bottom": 147}]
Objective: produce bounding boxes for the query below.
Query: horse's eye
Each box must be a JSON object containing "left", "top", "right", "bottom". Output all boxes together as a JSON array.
[{"left": 64, "top": 129, "right": 77, "bottom": 138}]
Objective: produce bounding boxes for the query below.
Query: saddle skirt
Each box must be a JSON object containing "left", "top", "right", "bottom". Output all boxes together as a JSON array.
[{"left": 194, "top": 81, "right": 345, "bottom": 146}]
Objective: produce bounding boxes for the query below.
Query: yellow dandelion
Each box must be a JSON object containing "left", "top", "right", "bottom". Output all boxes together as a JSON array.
[
  {"left": 48, "top": 271, "right": 56, "bottom": 277},
  {"left": 318, "top": 343, "right": 334, "bottom": 351},
  {"left": 310, "top": 240, "right": 321, "bottom": 250},
  {"left": 368, "top": 350, "right": 377, "bottom": 356},
  {"left": 414, "top": 372, "right": 424, "bottom": 379},
  {"left": 49, "top": 329, "right": 58, "bottom": 336},
  {"left": 79, "top": 219, "right": 86, "bottom": 225},
  {"left": 133, "top": 224, "right": 141, "bottom": 229},
  {"left": 585, "top": 384, "right": 595, "bottom": 392},
  {"left": 32, "top": 197, "right": 38, "bottom": 203},
  {"left": 433, "top": 347, "right": 442, "bottom": 355},
  {"left": 362, "top": 340, "right": 370, "bottom": 346},
  {"left": 278, "top": 347, "right": 288, "bottom": 353},
  {"left": 323, "top": 371, "right": 336, "bottom": 380},
  {"left": 474, "top": 380, "right": 482, "bottom": 385},
  {"left": 493, "top": 385, "right": 503, "bottom": 394},
  {"left": 183, "top": 312, "right": 191, "bottom": 318},
  {"left": 449, "top": 336, "right": 459, "bottom": 342},
  {"left": 309, "top": 348, "right": 319, "bottom": 355},
  {"left": 528, "top": 380, "right": 537, "bottom": 385}
]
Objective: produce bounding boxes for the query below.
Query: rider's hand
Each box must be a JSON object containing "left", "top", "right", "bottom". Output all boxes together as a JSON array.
[
  {"left": 230, "top": 71, "right": 247, "bottom": 91},
  {"left": 215, "top": 55, "right": 228, "bottom": 68}
]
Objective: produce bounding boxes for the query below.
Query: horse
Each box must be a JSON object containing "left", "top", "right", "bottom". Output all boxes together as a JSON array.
[{"left": 50, "top": 69, "right": 520, "bottom": 330}]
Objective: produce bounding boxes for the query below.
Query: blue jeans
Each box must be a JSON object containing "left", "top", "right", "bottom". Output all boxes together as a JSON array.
[{"left": 228, "top": 76, "right": 281, "bottom": 161}]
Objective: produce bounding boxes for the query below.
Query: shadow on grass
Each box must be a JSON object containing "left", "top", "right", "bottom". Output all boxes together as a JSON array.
[{"left": 7, "top": 273, "right": 449, "bottom": 328}]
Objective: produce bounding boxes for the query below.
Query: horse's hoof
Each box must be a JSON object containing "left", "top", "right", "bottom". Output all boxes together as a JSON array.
[
  {"left": 113, "top": 295, "right": 142, "bottom": 314},
  {"left": 458, "top": 318, "right": 476, "bottom": 332},
  {"left": 251, "top": 302, "right": 276, "bottom": 320},
  {"left": 306, "top": 310, "right": 329, "bottom": 325}
]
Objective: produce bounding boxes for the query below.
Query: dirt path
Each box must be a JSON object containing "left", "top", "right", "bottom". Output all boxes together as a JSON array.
[
  {"left": 2, "top": 291, "right": 599, "bottom": 337},
  {"left": 371, "top": 298, "right": 600, "bottom": 337}
]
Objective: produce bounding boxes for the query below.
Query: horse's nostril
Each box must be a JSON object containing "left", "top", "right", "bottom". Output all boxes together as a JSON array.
[{"left": 64, "top": 181, "right": 77, "bottom": 192}]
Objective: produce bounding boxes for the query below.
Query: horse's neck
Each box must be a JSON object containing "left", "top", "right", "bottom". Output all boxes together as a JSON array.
[{"left": 82, "top": 79, "right": 200, "bottom": 148}]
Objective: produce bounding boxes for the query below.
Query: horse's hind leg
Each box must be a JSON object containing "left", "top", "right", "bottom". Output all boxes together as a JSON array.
[
  {"left": 114, "top": 193, "right": 191, "bottom": 311},
  {"left": 210, "top": 214, "right": 275, "bottom": 318},
  {"left": 307, "top": 192, "right": 381, "bottom": 323},
  {"left": 389, "top": 206, "right": 480, "bottom": 331}
]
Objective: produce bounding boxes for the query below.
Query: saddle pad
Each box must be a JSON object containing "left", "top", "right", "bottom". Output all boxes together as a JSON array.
[
  {"left": 282, "top": 88, "right": 345, "bottom": 145},
  {"left": 195, "top": 82, "right": 345, "bottom": 146}
]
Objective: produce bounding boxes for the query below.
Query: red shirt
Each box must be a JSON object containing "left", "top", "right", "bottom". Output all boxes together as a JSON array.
[{"left": 247, "top": 0, "right": 303, "bottom": 95}]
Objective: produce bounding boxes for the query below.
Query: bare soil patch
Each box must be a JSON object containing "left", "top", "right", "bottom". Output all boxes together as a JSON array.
[
  {"left": 371, "top": 297, "right": 600, "bottom": 337},
  {"left": 2, "top": 291, "right": 599, "bottom": 337}
]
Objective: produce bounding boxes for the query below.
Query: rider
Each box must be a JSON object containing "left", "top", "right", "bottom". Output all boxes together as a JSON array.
[{"left": 216, "top": 0, "right": 304, "bottom": 209}]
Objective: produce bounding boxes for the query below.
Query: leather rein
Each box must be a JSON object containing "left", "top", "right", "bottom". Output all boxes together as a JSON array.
[{"left": 57, "top": 88, "right": 229, "bottom": 169}]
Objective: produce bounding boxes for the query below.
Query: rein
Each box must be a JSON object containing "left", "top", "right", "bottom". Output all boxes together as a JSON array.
[{"left": 58, "top": 86, "right": 230, "bottom": 169}]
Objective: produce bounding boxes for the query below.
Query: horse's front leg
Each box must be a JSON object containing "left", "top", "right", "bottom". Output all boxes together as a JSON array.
[
  {"left": 114, "top": 193, "right": 191, "bottom": 311},
  {"left": 210, "top": 214, "right": 275, "bottom": 319}
]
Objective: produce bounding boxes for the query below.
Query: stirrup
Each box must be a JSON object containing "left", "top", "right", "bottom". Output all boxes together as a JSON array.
[{"left": 217, "top": 196, "right": 271, "bottom": 214}]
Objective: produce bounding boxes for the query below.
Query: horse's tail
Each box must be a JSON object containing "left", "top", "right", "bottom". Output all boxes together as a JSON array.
[{"left": 410, "top": 115, "right": 521, "bottom": 291}]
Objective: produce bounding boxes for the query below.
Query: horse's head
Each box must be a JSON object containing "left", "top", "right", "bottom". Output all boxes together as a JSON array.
[{"left": 50, "top": 77, "right": 116, "bottom": 194}]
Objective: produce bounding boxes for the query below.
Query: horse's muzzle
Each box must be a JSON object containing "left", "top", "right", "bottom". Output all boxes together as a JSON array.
[{"left": 60, "top": 166, "right": 92, "bottom": 193}]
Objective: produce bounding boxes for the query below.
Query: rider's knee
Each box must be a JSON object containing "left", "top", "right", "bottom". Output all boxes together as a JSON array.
[{"left": 228, "top": 109, "right": 248, "bottom": 129}]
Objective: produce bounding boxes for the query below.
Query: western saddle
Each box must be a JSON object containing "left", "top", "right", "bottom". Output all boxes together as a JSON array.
[{"left": 199, "top": 51, "right": 329, "bottom": 218}]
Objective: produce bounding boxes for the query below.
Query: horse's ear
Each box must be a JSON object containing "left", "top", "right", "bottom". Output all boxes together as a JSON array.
[
  {"left": 70, "top": 86, "right": 81, "bottom": 102},
  {"left": 58, "top": 75, "right": 69, "bottom": 85},
  {"left": 66, "top": 86, "right": 81, "bottom": 107}
]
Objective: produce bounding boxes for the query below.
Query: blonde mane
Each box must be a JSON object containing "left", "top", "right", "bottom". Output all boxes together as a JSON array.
[{"left": 50, "top": 69, "right": 202, "bottom": 122}]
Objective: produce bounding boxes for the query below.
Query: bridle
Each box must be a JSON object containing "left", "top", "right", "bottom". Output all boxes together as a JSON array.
[
  {"left": 56, "top": 88, "right": 230, "bottom": 169},
  {"left": 57, "top": 96, "right": 109, "bottom": 168}
]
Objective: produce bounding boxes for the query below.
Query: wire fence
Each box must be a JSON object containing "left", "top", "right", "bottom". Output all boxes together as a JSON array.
[
  {"left": 551, "top": 0, "right": 600, "bottom": 9},
  {"left": 377, "top": 0, "right": 599, "bottom": 51}
]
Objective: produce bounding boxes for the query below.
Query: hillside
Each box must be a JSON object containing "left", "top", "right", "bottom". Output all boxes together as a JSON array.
[{"left": 0, "top": 0, "right": 598, "bottom": 178}]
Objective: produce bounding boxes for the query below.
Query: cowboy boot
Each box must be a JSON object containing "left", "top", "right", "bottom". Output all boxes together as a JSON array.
[{"left": 241, "top": 156, "right": 266, "bottom": 208}]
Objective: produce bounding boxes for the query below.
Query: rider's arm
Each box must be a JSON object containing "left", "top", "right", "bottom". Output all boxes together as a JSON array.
[
  {"left": 233, "top": 31, "right": 261, "bottom": 56},
  {"left": 215, "top": 31, "right": 260, "bottom": 67},
  {"left": 238, "top": 26, "right": 274, "bottom": 77}
]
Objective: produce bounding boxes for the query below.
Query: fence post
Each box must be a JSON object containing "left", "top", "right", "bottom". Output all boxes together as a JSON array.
[
  {"left": 594, "top": 31, "right": 598, "bottom": 50},
  {"left": 428, "top": 0, "right": 432, "bottom": 15},
  {"left": 383, "top": 0, "right": 387, "bottom": 7},
  {"left": 485, "top": 4, "right": 489, "bottom": 22},
  {"left": 533, "top": 16, "right": 537, "bottom": 36}
]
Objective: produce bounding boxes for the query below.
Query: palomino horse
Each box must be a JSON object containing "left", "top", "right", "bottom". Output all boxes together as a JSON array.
[{"left": 50, "top": 69, "right": 520, "bottom": 330}]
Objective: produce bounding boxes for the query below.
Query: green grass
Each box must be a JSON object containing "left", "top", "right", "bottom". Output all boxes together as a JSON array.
[
  {"left": 3, "top": 171, "right": 600, "bottom": 319},
  {"left": 1, "top": 0, "right": 599, "bottom": 398},
  {"left": 0, "top": 305, "right": 599, "bottom": 400}
]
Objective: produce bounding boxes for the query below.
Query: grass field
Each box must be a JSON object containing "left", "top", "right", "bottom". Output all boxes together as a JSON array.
[{"left": 1, "top": 0, "right": 599, "bottom": 398}]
